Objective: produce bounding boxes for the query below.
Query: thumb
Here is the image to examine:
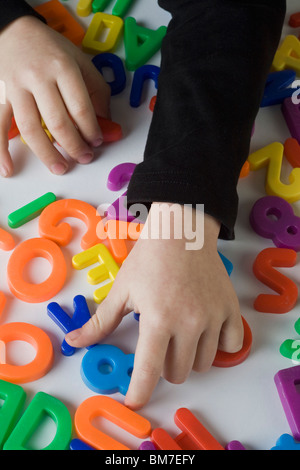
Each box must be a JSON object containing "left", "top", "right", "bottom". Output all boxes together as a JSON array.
[
  {"left": 218, "top": 312, "right": 244, "bottom": 353},
  {"left": 65, "top": 283, "right": 129, "bottom": 348}
]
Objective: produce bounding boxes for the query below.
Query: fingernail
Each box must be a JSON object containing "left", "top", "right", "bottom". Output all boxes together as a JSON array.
[
  {"left": 65, "top": 329, "right": 80, "bottom": 343},
  {"left": 92, "top": 138, "right": 103, "bottom": 148},
  {"left": 50, "top": 162, "right": 67, "bottom": 175},
  {"left": 78, "top": 153, "right": 93, "bottom": 164},
  {"left": 0, "top": 165, "right": 8, "bottom": 177}
]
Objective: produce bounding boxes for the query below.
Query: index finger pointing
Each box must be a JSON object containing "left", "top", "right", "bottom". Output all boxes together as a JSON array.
[{"left": 125, "top": 317, "right": 170, "bottom": 410}]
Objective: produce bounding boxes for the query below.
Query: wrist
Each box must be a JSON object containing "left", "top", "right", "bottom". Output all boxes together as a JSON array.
[{"left": 145, "top": 202, "right": 220, "bottom": 250}]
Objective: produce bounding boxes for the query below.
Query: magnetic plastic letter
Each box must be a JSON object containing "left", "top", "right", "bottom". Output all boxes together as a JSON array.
[
  {"left": 284, "top": 138, "right": 300, "bottom": 168},
  {"left": 248, "top": 142, "right": 300, "bottom": 203},
  {"left": 0, "top": 292, "right": 5, "bottom": 321},
  {"left": 0, "top": 340, "right": 5, "bottom": 363},
  {"left": 293, "top": 318, "right": 300, "bottom": 336},
  {"left": 92, "top": 0, "right": 135, "bottom": 17},
  {"left": 8, "top": 192, "right": 56, "bottom": 229},
  {"left": 21, "top": 119, "right": 54, "bottom": 146},
  {"left": 151, "top": 408, "right": 224, "bottom": 450},
  {"left": 47, "top": 295, "right": 94, "bottom": 356},
  {"left": 273, "top": 35, "right": 300, "bottom": 74},
  {"left": 124, "top": 17, "right": 167, "bottom": 71},
  {"left": 111, "top": 0, "right": 135, "bottom": 17},
  {"left": 0, "top": 227, "right": 15, "bottom": 251},
  {"left": 35, "top": 0, "right": 85, "bottom": 46},
  {"left": 39, "top": 198, "right": 104, "bottom": 250},
  {"left": 106, "top": 193, "right": 137, "bottom": 223},
  {"left": 280, "top": 317, "right": 300, "bottom": 362},
  {"left": 8, "top": 116, "right": 19, "bottom": 140},
  {"left": 149, "top": 95, "right": 156, "bottom": 112},
  {"left": 105, "top": 220, "right": 143, "bottom": 263},
  {"left": 213, "top": 316, "right": 252, "bottom": 367},
  {"left": 139, "top": 441, "right": 157, "bottom": 450},
  {"left": 77, "top": 0, "right": 93, "bottom": 16},
  {"left": 74, "top": 395, "right": 151, "bottom": 450},
  {"left": 92, "top": 53, "right": 126, "bottom": 95},
  {"left": 249, "top": 196, "right": 300, "bottom": 251},
  {"left": 72, "top": 243, "right": 119, "bottom": 303},
  {"left": 130, "top": 65, "right": 160, "bottom": 107},
  {"left": 82, "top": 12, "right": 124, "bottom": 54},
  {"left": 92, "top": 0, "right": 110, "bottom": 12},
  {"left": 3, "top": 391, "right": 72, "bottom": 450},
  {"left": 0, "top": 380, "right": 26, "bottom": 449},
  {"left": 175, "top": 408, "right": 224, "bottom": 450},
  {"left": 7, "top": 237, "right": 67, "bottom": 303},
  {"left": 218, "top": 251, "right": 233, "bottom": 276},
  {"left": 239, "top": 161, "right": 250, "bottom": 179},
  {"left": 151, "top": 429, "right": 182, "bottom": 450},
  {"left": 107, "top": 162, "right": 137, "bottom": 191},
  {"left": 226, "top": 441, "right": 246, "bottom": 450},
  {"left": 81, "top": 344, "right": 134, "bottom": 395},
  {"left": 252, "top": 248, "right": 298, "bottom": 313},
  {"left": 280, "top": 339, "right": 300, "bottom": 363},
  {"left": 98, "top": 116, "right": 123, "bottom": 142},
  {"left": 0, "top": 322, "right": 54, "bottom": 384},
  {"left": 261, "top": 70, "right": 299, "bottom": 107},
  {"left": 70, "top": 438, "right": 95, "bottom": 450},
  {"left": 289, "top": 12, "right": 300, "bottom": 28},
  {"left": 274, "top": 365, "right": 300, "bottom": 441},
  {"left": 271, "top": 434, "right": 300, "bottom": 450},
  {"left": 282, "top": 97, "right": 300, "bottom": 144},
  {"left": 106, "top": 162, "right": 137, "bottom": 223}
]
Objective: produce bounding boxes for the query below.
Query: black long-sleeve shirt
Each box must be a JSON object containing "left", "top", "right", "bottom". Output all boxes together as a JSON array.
[
  {"left": 0, "top": 0, "right": 44, "bottom": 28},
  {"left": 0, "top": 0, "right": 286, "bottom": 239}
]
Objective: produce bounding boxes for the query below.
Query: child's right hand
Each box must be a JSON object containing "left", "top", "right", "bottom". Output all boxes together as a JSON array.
[
  {"left": 0, "top": 15, "right": 111, "bottom": 177},
  {"left": 66, "top": 205, "right": 244, "bottom": 409}
]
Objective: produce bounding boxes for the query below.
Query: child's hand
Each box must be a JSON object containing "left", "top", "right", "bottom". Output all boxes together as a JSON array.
[
  {"left": 66, "top": 205, "right": 244, "bottom": 409},
  {"left": 0, "top": 16, "right": 110, "bottom": 177}
]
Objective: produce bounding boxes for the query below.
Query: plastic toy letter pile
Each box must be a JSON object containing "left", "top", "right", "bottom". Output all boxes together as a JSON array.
[{"left": 1, "top": 0, "right": 300, "bottom": 452}]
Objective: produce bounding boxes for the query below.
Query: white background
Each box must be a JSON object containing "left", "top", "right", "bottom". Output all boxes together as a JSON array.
[{"left": 0, "top": 0, "right": 300, "bottom": 451}]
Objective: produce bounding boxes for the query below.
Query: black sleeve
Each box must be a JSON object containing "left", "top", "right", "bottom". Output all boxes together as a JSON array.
[
  {"left": 126, "top": 0, "right": 286, "bottom": 240},
  {"left": 0, "top": 0, "right": 45, "bottom": 30}
]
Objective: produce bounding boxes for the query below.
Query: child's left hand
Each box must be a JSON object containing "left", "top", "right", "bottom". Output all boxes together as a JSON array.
[{"left": 0, "top": 15, "right": 111, "bottom": 177}]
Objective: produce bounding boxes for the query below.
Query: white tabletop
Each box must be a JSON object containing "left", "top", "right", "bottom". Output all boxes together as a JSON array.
[{"left": 0, "top": 0, "right": 299, "bottom": 451}]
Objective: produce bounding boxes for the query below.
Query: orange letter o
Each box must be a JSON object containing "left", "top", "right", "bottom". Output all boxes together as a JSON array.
[{"left": 7, "top": 238, "right": 67, "bottom": 303}]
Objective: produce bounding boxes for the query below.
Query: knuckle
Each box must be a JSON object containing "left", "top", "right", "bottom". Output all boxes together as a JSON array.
[
  {"left": 145, "top": 311, "right": 171, "bottom": 333},
  {"left": 18, "top": 119, "right": 37, "bottom": 139},
  {"left": 24, "top": 64, "right": 43, "bottom": 84},
  {"left": 185, "top": 314, "right": 204, "bottom": 331},
  {"left": 51, "top": 55, "right": 72, "bottom": 75},
  {"left": 52, "top": 58, "right": 66, "bottom": 74},
  {"left": 71, "top": 102, "right": 90, "bottom": 121},
  {"left": 88, "top": 312, "right": 102, "bottom": 335},
  {"left": 47, "top": 116, "right": 68, "bottom": 135}
]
